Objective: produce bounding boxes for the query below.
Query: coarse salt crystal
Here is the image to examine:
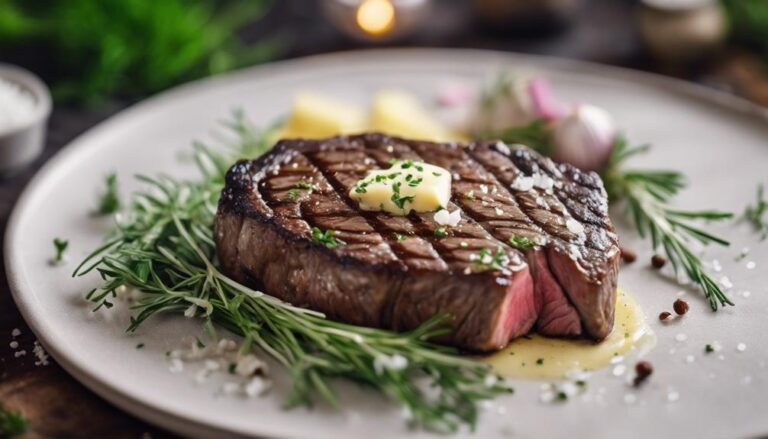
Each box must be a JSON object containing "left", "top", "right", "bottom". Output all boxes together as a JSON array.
[
  {"left": 736, "top": 343, "right": 746, "bottom": 352},
  {"left": 612, "top": 364, "right": 626, "bottom": 376},
  {"left": 623, "top": 393, "right": 637, "bottom": 405},
  {"left": 742, "top": 291, "right": 751, "bottom": 298},
  {"left": 480, "top": 184, "right": 488, "bottom": 194},
  {"left": 9, "top": 341, "right": 18, "bottom": 349},
  {"left": 746, "top": 261, "right": 756, "bottom": 270},
  {"left": 32, "top": 341, "right": 49, "bottom": 366},
  {"left": 14, "top": 350, "right": 27, "bottom": 358},
  {"left": 434, "top": 209, "right": 461, "bottom": 227},
  {"left": 675, "top": 333, "right": 688, "bottom": 342},
  {"left": 685, "top": 355, "right": 695, "bottom": 364},
  {"left": 720, "top": 276, "right": 733, "bottom": 289},
  {"left": 244, "top": 376, "right": 271, "bottom": 397},
  {"left": 565, "top": 218, "right": 584, "bottom": 235},
  {"left": 532, "top": 174, "right": 554, "bottom": 192},
  {"left": 667, "top": 390, "right": 680, "bottom": 402},
  {"left": 11, "top": 328, "right": 21, "bottom": 337},
  {"left": 510, "top": 176, "right": 534, "bottom": 192},
  {"left": 495, "top": 141, "right": 511, "bottom": 155},
  {"left": 495, "top": 207, "right": 504, "bottom": 216}
]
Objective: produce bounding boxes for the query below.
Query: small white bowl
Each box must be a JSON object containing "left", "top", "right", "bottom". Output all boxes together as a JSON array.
[{"left": 0, "top": 64, "right": 52, "bottom": 175}]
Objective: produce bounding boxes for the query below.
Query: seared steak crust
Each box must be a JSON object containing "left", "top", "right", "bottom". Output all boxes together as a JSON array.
[{"left": 215, "top": 133, "right": 619, "bottom": 351}]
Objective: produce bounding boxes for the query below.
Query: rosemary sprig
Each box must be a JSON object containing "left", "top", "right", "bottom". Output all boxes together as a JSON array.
[
  {"left": 482, "top": 119, "right": 553, "bottom": 156},
  {"left": 74, "top": 112, "right": 511, "bottom": 432},
  {"left": 603, "top": 137, "right": 734, "bottom": 310},
  {"left": 744, "top": 184, "right": 768, "bottom": 240}
]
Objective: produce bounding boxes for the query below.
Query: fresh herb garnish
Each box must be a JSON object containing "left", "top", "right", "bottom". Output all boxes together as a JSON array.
[
  {"left": 73, "top": 113, "right": 512, "bottom": 432},
  {"left": 391, "top": 181, "right": 415, "bottom": 210},
  {"left": 395, "top": 233, "right": 406, "bottom": 241},
  {"left": 311, "top": 227, "right": 344, "bottom": 249},
  {"left": 603, "top": 136, "right": 734, "bottom": 310},
  {"left": 465, "top": 191, "right": 475, "bottom": 200},
  {"left": 705, "top": 344, "right": 715, "bottom": 353},
  {"left": 434, "top": 227, "right": 447, "bottom": 238},
  {"left": 509, "top": 235, "right": 535, "bottom": 250},
  {"left": 52, "top": 238, "right": 69, "bottom": 263},
  {"left": 0, "top": 406, "right": 28, "bottom": 437},
  {"left": 96, "top": 172, "right": 121, "bottom": 215},
  {"left": 287, "top": 188, "right": 300, "bottom": 200},
  {"left": 294, "top": 181, "right": 313, "bottom": 190},
  {"left": 287, "top": 180, "right": 314, "bottom": 200},
  {"left": 744, "top": 184, "right": 768, "bottom": 240},
  {"left": 536, "top": 358, "right": 544, "bottom": 365},
  {"left": 482, "top": 119, "right": 553, "bottom": 156},
  {"left": 474, "top": 247, "right": 508, "bottom": 271},
  {"left": 136, "top": 343, "right": 144, "bottom": 349}
]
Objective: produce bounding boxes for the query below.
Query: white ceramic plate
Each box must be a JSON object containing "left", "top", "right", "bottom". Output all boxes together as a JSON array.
[{"left": 6, "top": 49, "right": 768, "bottom": 439}]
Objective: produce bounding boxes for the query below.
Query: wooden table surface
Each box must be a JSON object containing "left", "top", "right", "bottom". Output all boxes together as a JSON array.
[{"left": 1, "top": 0, "right": 766, "bottom": 437}]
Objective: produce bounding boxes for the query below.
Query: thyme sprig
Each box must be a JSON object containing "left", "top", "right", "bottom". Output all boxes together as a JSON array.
[
  {"left": 74, "top": 112, "right": 512, "bottom": 432},
  {"left": 603, "top": 137, "right": 734, "bottom": 310},
  {"left": 744, "top": 184, "right": 768, "bottom": 240}
]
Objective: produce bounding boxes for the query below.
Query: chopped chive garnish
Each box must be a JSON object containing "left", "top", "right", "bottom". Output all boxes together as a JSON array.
[{"left": 311, "top": 227, "right": 344, "bottom": 248}]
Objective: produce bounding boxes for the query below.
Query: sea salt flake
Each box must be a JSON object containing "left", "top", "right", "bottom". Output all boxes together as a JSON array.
[
  {"left": 612, "top": 364, "right": 627, "bottom": 376},
  {"left": 495, "top": 207, "right": 504, "bottom": 216},
  {"left": 566, "top": 218, "right": 584, "bottom": 235},
  {"left": 510, "top": 176, "right": 534, "bottom": 192},
  {"left": 742, "top": 291, "right": 751, "bottom": 298},
  {"left": 11, "top": 328, "right": 21, "bottom": 337},
  {"left": 746, "top": 261, "right": 756, "bottom": 270},
  {"left": 32, "top": 341, "right": 49, "bottom": 366},
  {"left": 9, "top": 341, "right": 18, "bottom": 349},
  {"left": 719, "top": 276, "right": 733, "bottom": 289},
  {"left": 244, "top": 376, "right": 271, "bottom": 397},
  {"left": 736, "top": 343, "right": 747, "bottom": 352},
  {"left": 667, "top": 390, "right": 680, "bottom": 402},
  {"left": 675, "top": 333, "right": 688, "bottom": 342},
  {"left": 685, "top": 355, "right": 695, "bottom": 364},
  {"left": 495, "top": 141, "right": 511, "bottom": 156}
]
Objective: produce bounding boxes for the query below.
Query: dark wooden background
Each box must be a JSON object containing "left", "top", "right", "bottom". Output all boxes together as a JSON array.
[{"left": 1, "top": 0, "right": 765, "bottom": 437}]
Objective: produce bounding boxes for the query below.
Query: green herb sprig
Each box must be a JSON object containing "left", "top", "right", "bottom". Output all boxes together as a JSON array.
[
  {"left": 311, "top": 227, "right": 345, "bottom": 249},
  {"left": 96, "top": 172, "right": 121, "bottom": 215},
  {"left": 0, "top": 0, "right": 279, "bottom": 104},
  {"left": 74, "top": 112, "right": 512, "bottom": 433},
  {"left": 603, "top": 137, "right": 734, "bottom": 310},
  {"left": 52, "top": 238, "right": 69, "bottom": 263},
  {"left": 0, "top": 406, "right": 28, "bottom": 437},
  {"left": 744, "top": 184, "right": 768, "bottom": 240}
]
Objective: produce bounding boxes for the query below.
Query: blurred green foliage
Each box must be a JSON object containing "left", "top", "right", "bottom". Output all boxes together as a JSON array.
[
  {"left": 722, "top": 0, "right": 768, "bottom": 59},
  {"left": 0, "top": 0, "right": 278, "bottom": 104}
]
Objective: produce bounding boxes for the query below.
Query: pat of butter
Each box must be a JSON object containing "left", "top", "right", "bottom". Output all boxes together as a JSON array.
[{"left": 349, "top": 160, "right": 451, "bottom": 215}]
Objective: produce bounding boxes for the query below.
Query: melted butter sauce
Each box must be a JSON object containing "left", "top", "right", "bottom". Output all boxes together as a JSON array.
[{"left": 481, "top": 290, "right": 655, "bottom": 379}]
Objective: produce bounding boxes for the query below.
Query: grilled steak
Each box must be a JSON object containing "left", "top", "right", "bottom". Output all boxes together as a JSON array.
[{"left": 215, "top": 133, "right": 620, "bottom": 351}]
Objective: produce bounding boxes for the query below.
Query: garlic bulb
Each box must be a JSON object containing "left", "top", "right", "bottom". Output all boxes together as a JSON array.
[{"left": 552, "top": 104, "right": 616, "bottom": 172}]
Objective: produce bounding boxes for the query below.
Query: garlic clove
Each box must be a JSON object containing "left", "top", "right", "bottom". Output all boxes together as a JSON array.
[{"left": 553, "top": 104, "right": 616, "bottom": 172}]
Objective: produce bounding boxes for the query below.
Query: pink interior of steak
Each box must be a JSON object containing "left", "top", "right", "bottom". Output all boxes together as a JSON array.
[{"left": 217, "top": 133, "right": 620, "bottom": 349}]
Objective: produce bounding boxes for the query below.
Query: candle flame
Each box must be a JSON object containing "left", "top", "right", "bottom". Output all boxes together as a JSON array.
[{"left": 356, "top": 0, "right": 396, "bottom": 36}]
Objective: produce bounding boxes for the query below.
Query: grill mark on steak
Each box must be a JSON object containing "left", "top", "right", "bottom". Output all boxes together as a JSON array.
[{"left": 215, "top": 133, "right": 619, "bottom": 350}]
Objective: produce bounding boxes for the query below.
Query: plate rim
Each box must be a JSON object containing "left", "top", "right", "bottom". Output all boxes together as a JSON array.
[{"left": 5, "top": 47, "right": 768, "bottom": 438}]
